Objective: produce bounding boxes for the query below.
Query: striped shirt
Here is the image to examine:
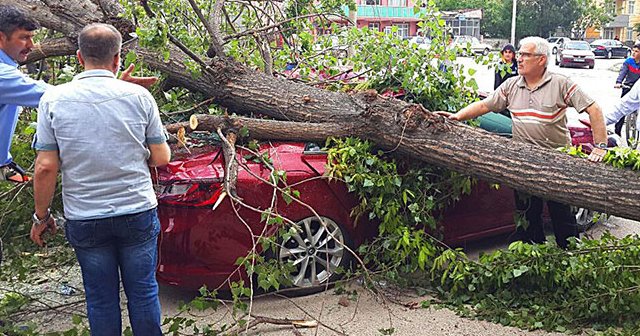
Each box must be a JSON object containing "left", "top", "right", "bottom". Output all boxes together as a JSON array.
[{"left": 484, "top": 71, "right": 594, "bottom": 149}]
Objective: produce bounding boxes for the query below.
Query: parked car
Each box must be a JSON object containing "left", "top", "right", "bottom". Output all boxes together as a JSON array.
[
  {"left": 547, "top": 36, "right": 571, "bottom": 54},
  {"left": 590, "top": 39, "right": 631, "bottom": 59},
  {"left": 555, "top": 40, "right": 595, "bottom": 69},
  {"left": 451, "top": 35, "right": 492, "bottom": 56},
  {"left": 154, "top": 118, "right": 611, "bottom": 291},
  {"left": 408, "top": 36, "right": 431, "bottom": 50}
]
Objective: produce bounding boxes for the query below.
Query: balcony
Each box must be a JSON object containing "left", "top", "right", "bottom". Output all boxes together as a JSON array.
[
  {"left": 606, "top": 14, "right": 630, "bottom": 28},
  {"left": 342, "top": 5, "right": 422, "bottom": 19}
]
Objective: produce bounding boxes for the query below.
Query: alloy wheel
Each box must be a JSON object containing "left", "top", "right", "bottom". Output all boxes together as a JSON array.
[{"left": 278, "top": 216, "right": 347, "bottom": 288}]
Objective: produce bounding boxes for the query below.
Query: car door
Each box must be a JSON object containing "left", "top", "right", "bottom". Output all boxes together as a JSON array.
[{"left": 613, "top": 40, "right": 626, "bottom": 57}]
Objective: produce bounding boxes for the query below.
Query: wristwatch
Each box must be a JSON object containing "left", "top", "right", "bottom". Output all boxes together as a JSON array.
[
  {"left": 596, "top": 142, "right": 607, "bottom": 149},
  {"left": 32, "top": 208, "right": 51, "bottom": 225}
]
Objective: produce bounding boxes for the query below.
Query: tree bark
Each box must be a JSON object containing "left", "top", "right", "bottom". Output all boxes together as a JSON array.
[{"left": 19, "top": 0, "right": 640, "bottom": 221}]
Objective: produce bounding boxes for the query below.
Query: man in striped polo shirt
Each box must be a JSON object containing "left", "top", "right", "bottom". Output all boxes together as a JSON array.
[{"left": 441, "top": 36, "right": 607, "bottom": 248}]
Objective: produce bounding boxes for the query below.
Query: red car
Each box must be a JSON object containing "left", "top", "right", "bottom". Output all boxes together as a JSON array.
[{"left": 154, "top": 120, "right": 611, "bottom": 291}]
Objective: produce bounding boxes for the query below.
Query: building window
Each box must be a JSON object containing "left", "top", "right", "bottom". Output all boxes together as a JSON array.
[
  {"left": 604, "top": 28, "right": 615, "bottom": 39},
  {"left": 445, "top": 18, "right": 481, "bottom": 38},
  {"left": 396, "top": 23, "right": 409, "bottom": 37},
  {"left": 368, "top": 23, "right": 380, "bottom": 32},
  {"left": 388, "top": 0, "right": 407, "bottom": 6},
  {"left": 364, "top": 0, "right": 381, "bottom": 5},
  {"left": 629, "top": 0, "right": 636, "bottom": 14},
  {"left": 627, "top": 27, "right": 634, "bottom": 41},
  {"left": 384, "top": 23, "right": 409, "bottom": 38}
]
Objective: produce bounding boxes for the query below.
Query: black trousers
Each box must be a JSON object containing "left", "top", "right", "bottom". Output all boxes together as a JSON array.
[
  {"left": 614, "top": 86, "right": 632, "bottom": 136},
  {"left": 513, "top": 191, "right": 578, "bottom": 249}
]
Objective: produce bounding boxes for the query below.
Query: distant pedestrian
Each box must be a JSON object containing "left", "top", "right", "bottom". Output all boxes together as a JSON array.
[{"left": 494, "top": 44, "right": 518, "bottom": 89}]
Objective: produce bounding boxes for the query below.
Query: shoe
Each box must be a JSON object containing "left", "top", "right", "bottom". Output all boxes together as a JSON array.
[{"left": 0, "top": 162, "right": 31, "bottom": 183}]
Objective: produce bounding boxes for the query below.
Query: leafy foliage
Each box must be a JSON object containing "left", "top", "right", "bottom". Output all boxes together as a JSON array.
[{"left": 436, "top": 0, "right": 615, "bottom": 40}]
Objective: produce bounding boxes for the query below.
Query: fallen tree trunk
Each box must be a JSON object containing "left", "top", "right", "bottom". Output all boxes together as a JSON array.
[{"left": 15, "top": 0, "right": 640, "bottom": 221}]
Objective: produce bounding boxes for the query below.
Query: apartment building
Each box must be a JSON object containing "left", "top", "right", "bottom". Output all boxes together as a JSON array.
[
  {"left": 337, "top": 1, "right": 483, "bottom": 39},
  {"left": 588, "top": 0, "right": 639, "bottom": 42}
]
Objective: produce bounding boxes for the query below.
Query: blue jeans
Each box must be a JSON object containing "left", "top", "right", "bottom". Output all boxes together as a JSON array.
[{"left": 65, "top": 208, "right": 162, "bottom": 336}]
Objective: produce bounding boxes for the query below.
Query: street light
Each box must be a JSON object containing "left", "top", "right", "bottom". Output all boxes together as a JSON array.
[{"left": 511, "top": 0, "right": 517, "bottom": 45}]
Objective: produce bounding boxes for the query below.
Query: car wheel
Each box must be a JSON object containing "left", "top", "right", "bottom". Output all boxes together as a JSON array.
[
  {"left": 589, "top": 64, "right": 594, "bottom": 69},
  {"left": 571, "top": 207, "right": 605, "bottom": 232},
  {"left": 338, "top": 50, "right": 348, "bottom": 59},
  {"left": 482, "top": 48, "right": 489, "bottom": 56},
  {"left": 277, "top": 216, "right": 353, "bottom": 294},
  {"left": 607, "top": 50, "right": 612, "bottom": 59}
]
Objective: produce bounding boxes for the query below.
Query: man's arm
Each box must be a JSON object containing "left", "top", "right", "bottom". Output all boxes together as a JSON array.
[
  {"left": 148, "top": 143, "right": 171, "bottom": 167},
  {"left": 34, "top": 150, "right": 59, "bottom": 218},
  {"left": 584, "top": 102, "right": 608, "bottom": 163},
  {"left": 605, "top": 81, "right": 640, "bottom": 125},
  {"left": 615, "top": 62, "right": 629, "bottom": 86},
  {"left": 584, "top": 103, "right": 607, "bottom": 145},
  {"left": 449, "top": 100, "right": 491, "bottom": 121},
  {"left": 0, "top": 67, "right": 49, "bottom": 107},
  {"left": 32, "top": 150, "right": 60, "bottom": 247}
]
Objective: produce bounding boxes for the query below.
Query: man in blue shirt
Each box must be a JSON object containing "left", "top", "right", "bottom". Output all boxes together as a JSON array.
[
  {"left": 0, "top": 5, "right": 157, "bottom": 183},
  {"left": 0, "top": 5, "right": 47, "bottom": 182},
  {"left": 32, "top": 23, "right": 170, "bottom": 335}
]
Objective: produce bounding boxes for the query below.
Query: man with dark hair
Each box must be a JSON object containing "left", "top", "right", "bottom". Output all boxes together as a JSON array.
[
  {"left": 613, "top": 44, "right": 640, "bottom": 136},
  {"left": 31, "top": 23, "right": 170, "bottom": 335},
  {"left": 0, "top": 5, "right": 157, "bottom": 183},
  {"left": 0, "top": 4, "right": 45, "bottom": 182}
]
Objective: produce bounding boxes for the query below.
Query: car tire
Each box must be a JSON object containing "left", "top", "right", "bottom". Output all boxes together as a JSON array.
[
  {"left": 482, "top": 48, "right": 489, "bottom": 56},
  {"left": 274, "top": 215, "right": 353, "bottom": 295},
  {"left": 589, "top": 64, "right": 594, "bottom": 69},
  {"left": 572, "top": 207, "right": 605, "bottom": 232},
  {"left": 607, "top": 50, "right": 612, "bottom": 59}
]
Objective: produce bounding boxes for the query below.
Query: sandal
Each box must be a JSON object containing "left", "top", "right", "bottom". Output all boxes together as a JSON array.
[{"left": 0, "top": 162, "right": 31, "bottom": 183}]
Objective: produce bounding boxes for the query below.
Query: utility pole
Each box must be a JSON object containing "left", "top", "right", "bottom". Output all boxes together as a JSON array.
[{"left": 511, "top": 0, "right": 517, "bottom": 45}]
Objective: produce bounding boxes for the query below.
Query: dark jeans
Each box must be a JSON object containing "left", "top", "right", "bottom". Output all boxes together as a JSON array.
[
  {"left": 615, "top": 86, "right": 632, "bottom": 136},
  {"left": 65, "top": 208, "right": 162, "bottom": 336},
  {"left": 513, "top": 191, "right": 578, "bottom": 249}
]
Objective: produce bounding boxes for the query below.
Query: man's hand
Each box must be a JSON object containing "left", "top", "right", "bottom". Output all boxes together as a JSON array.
[
  {"left": 30, "top": 216, "right": 57, "bottom": 247},
  {"left": 588, "top": 147, "right": 607, "bottom": 163},
  {"left": 434, "top": 111, "right": 462, "bottom": 121},
  {"left": 614, "top": 83, "right": 622, "bottom": 89},
  {"left": 120, "top": 64, "right": 158, "bottom": 89}
]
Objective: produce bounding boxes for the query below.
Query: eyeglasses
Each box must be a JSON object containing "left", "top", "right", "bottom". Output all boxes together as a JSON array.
[{"left": 516, "top": 51, "right": 545, "bottom": 59}]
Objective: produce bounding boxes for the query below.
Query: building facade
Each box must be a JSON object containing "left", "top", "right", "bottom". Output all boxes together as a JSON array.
[
  {"left": 588, "top": 0, "right": 639, "bottom": 43},
  {"left": 337, "top": 1, "right": 483, "bottom": 39}
]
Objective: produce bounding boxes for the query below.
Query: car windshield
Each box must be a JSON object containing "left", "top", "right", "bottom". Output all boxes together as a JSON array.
[{"left": 566, "top": 41, "right": 590, "bottom": 50}]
